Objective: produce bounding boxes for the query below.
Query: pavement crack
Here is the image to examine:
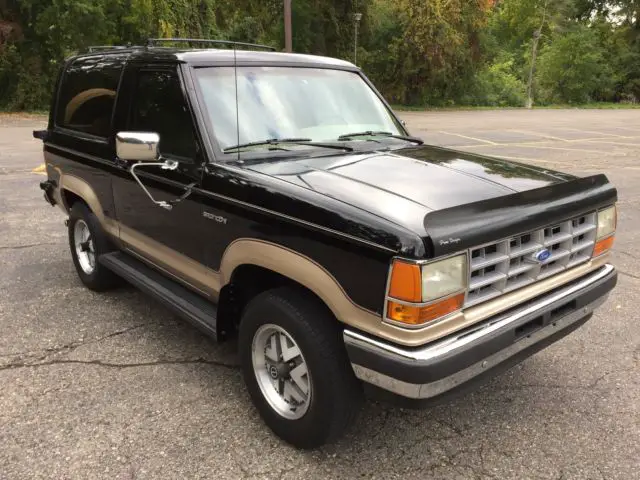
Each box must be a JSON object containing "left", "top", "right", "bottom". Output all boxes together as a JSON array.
[
  {"left": 434, "top": 418, "right": 464, "bottom": 437},
  {"left": 0, "top": 242, "right": 62, "bottom": 250},
  {"left": 0, "top": 322, "right": 155, "bottom": 365},
  {"left": 618, "top": 269, "right": 640, "bottom": 281},
  {"left": 500, "top": 367, "right": 636, "bottom": 392},
  {"left": 0, "top": 357, "right": 238, "bottom": 371},
  {"left": 615, "top": 249, "right": 639, "bottom": 260},
  {"left": 497, "top": 383, "right": 598, "bottom": 391}
]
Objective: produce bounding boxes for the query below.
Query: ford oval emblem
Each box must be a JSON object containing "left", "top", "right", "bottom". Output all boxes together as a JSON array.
[{"left": 533, "top": 248, "right": 551, "bottom": 263}]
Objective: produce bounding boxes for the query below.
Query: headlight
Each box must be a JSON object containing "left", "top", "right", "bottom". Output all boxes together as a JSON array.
[
  {"left": 421, "top": 254, "right": 467, "bottom": 302},
  {"left": 593, "top": 205, "right": 616, "bottom": 257},
  {"left": 386, "top": 254, "right": 467, "bottom": 327},
  {"left": 596, "top": 205, "right": 616, "bottom": 240}
]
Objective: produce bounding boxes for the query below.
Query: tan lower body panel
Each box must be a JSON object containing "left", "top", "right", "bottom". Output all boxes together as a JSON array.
[
  {"left": 118, "top": 223, "right": 221, "bottom": 299},
  {"left": 47, "top": 158, "right": 611, "bottom": 348}
]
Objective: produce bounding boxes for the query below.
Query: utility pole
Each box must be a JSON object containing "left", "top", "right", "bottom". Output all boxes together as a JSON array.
[
  {"left": 526, "top": 0, "right": 549, "bottom": 109},
  {"left": 353, "top": 12, "right": 362, "bottom": 65},
  {"left": 284, "top": 0, "right": 292, "bottom": 53}
]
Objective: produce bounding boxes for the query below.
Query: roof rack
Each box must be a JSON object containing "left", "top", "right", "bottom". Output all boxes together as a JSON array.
[
  {"left": 87, "top": 45, "right": 134, "bottom": 53},
  {"left": 146, "top": 38, "right": 277, "bottom": 52}
]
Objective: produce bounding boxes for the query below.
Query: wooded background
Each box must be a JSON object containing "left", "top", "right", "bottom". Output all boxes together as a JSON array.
[{"left": 1, "top": 0, "right": 639, "bottom": 110}]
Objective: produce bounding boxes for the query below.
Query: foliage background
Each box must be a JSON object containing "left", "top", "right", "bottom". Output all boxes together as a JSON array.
[{"left": 1, "top": 0, "right": 639, "bottom": 110}]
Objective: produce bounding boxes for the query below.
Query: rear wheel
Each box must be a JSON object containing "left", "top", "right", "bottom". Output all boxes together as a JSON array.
[
  {"left": 239, "top": 287, "right": 362, "bottom": 449},
  {"left": 68, "top": 202, "right": 120, "bottom": 291}
]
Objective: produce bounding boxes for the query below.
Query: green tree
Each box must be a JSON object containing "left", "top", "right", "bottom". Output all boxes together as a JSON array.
[
  {"left": 361, "top": 0, "right": 493, "bottom": 105},
  {"left": 536, "top": 24, "right": 616, "bottom": 103},
  {"left": 1, "top": 0, "right": 639, "bottom": 109}
]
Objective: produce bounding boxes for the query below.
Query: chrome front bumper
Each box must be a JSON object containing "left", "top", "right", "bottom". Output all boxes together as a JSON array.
[{"left": 343, "top": 264, "right": 617, "bottom": 400}]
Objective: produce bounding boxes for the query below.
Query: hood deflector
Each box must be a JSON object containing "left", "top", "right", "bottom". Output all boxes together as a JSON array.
[{"left": 423, "top": 174, "right": 617, "bottom": 257}]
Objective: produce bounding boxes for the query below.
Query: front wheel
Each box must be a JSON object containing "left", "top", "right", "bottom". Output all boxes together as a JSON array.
[{"left": 239, "top": 288, "right": 362, "bottom": 449}]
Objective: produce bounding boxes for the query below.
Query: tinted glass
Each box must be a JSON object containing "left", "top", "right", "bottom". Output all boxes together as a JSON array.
[
  {"left": 56, "top": 56, "right": 124, "bottom": 137},
  {"left": 195, "top": 66, "right": 402, "bottom": 150},
  {"left": 129, "top": 69, "right": 196, "bottom": 159}
]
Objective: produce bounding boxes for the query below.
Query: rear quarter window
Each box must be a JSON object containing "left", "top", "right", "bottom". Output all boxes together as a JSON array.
[{"left": 55, "top": 55, "right": 125, "bottom": 138}]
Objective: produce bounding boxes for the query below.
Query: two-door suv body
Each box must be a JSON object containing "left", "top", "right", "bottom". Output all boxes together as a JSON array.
[{"left": 35, "top": 40, "right": 618, "bottom": 448}]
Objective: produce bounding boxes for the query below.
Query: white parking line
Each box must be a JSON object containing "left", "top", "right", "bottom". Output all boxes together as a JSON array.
[
  {"left": 446, "top": 135, "right": 640, "bottom": 150},
  {"left": 460, "top": 142, "right": 623, "bottom": 155},
  {"left": 486, "top": 154, "right": 612, "bottom": 170},
  {"left": 438, "top": 131, "right": 497, "bottom": 145},
  {"left": 508, "top": 129, "right": 570, "bottom": 142},
  {"left": 582, "top": 139, "right": 640, "bottom": 147},
  {"left": 483, "top": 154, "right": 560, "bottom": 164},
  {"left": 559, "top": 127, "right": 628, "bottom": 138}
]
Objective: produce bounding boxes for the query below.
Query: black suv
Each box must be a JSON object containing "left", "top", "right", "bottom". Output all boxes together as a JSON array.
[{"left": 35, "top": 39, "right": 618, "bottom": 449}]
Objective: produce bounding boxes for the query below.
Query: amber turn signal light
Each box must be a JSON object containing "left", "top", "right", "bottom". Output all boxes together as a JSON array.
[
  {"left": 593, "top": 235, "right": 614, "bottom": 257},
  {"left": 388, "top": 260, "right": 422, "bottom": 302},
  {"left": 387, "top": 293, "right": 464, "bottom": 326}
]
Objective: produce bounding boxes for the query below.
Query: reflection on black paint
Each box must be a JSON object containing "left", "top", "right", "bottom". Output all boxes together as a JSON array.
[{"left": 399, "top": 145, "right": 576, "bottom": 182}]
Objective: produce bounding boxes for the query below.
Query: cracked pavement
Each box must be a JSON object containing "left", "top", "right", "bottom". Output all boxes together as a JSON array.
[{"left": 1, "top": 110, "right": 639, "bottom": 479}]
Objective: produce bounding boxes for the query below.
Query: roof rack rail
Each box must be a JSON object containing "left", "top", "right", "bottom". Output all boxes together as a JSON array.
[
  {"left": 146, "top": 38, "right": 277, "bottom": 52},
  {"left": 87, "top": 45, "right": 134, "bottom": 53}
]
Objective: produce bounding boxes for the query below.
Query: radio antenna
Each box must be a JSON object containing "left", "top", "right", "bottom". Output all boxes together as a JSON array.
[{"left": 233, "top": 43, "right": 240, "bottom": 163}]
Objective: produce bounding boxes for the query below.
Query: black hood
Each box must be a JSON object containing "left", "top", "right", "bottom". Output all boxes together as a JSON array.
[
  {"left": 246, "top": 145, "right": 576, "bottom": 233},
  {"left": 245, "top": 144, "right": 617, "bottom": 257}
]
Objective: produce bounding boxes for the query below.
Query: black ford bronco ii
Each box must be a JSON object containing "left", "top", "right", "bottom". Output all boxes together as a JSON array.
[{"left": 35, "top": 39, "right": 618, "bottom": 449}]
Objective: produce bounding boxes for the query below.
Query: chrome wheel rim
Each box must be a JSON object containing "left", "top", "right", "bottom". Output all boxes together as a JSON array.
[
  {"left": 73, "top": 219, "right": 95, "bottom": 275},
  {"left": 251, "top": 324, "right": 311, "bottom": 420}
]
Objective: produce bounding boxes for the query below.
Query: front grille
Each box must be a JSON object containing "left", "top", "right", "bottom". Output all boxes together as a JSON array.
[{"left": 466, "top": 212, "right": 597, "bottom": 307}]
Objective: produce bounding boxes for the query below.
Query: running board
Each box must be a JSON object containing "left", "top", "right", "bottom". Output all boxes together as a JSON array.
[{"left": 99, "top": 251, "right": 218, "bottom": 339}]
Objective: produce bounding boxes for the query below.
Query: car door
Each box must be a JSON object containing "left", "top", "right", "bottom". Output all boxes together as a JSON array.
[{"left": 112, "top": 64, "right": 208, "bottom": 290}]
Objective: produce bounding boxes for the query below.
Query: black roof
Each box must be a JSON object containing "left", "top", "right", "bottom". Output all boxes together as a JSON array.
[{"left": 75, "top": 47, "right": 357, "bottom": 70}]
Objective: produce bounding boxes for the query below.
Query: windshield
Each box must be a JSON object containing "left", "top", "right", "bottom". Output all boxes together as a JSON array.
[{"left": 194, "top": 66, "right": 404, "bottom": 151}]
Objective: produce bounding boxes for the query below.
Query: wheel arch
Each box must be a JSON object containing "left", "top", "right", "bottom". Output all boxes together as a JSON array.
[
  {"left": 217, "top": 239, "right": 381, "bottom": 338},
  {"left": 57, "top": 175, "right": 119, "bottom": 237},
  {"left": 60, "top": 188, "right": 86, "bottom": 212}
]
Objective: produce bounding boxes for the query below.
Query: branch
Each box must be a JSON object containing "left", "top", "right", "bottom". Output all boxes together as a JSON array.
[{"left": 538, "top": 0, "right": 549, "bottom": 34}]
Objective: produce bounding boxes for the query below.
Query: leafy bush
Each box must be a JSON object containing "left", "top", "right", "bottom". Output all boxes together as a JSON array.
[{"left": 465, "top": 56, "right": 526, "bottom": 106}]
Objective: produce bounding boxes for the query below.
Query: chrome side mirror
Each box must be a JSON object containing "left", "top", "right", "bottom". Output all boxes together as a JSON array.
[
  {"left": 116, "top": 131, "right": 183, "bottom": 210},
  {"left": 116, "top": 131, "right": 160, "bottom": 162}
]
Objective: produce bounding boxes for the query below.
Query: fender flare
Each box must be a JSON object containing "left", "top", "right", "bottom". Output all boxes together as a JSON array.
[
  {"left": 219, "top": 239, "right": 381, "bottom": 329},
  {"left": 58, "top": 173, "right": 119, "bottom": 237}
]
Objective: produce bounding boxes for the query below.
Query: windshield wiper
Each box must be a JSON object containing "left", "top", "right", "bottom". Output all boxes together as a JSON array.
[
  {"left": 337, "top": 131, "right": 423, "bottom": 145},
  {"left": 223, "top": 138, "right": 353, "bottom": 153}
]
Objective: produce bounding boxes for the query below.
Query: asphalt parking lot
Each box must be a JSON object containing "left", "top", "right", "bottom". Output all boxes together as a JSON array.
[{"left": 1, "top": 109, "right": 639, "bottom": 479}]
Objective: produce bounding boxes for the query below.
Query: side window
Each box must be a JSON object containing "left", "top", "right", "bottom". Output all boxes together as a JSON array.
[
  {"left": 129, "top": 69, "right": 197, "bottom": 159},
  {"left": 56, "top": 56, "right": 123, "bottom": 137}
]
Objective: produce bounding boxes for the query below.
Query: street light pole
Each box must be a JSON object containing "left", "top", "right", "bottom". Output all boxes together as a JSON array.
[
  {"left": 353, "top": 12, "right": 362, "bottom": 66},
  {"left": 284, "top": 0, "right": 292, "bottom": 53}
]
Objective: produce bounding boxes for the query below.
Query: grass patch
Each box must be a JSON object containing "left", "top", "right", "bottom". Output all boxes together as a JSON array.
[
  {"left": 0, "top": 110, "right": 48, "bottom": 117},
  {"left": 392, "top": 103, "right": 640, "bottom": 112},
  {"left": 535, "top": 103, "right": 640, "bottom": 110}
]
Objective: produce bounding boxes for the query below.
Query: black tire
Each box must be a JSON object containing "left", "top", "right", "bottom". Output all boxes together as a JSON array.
[
  {"left": 68, "top": 202, "right": 120, "bottom": 291},
  {"left": 239, "top": 287, "right": 363, "bottom": 449}
]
